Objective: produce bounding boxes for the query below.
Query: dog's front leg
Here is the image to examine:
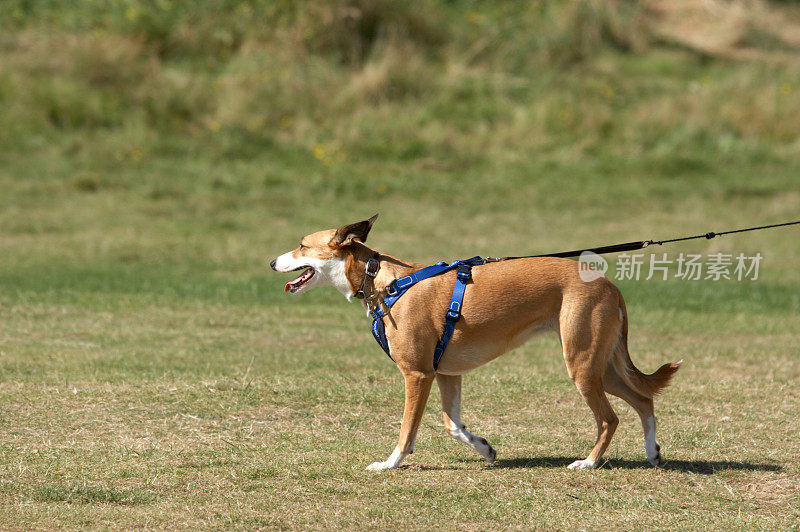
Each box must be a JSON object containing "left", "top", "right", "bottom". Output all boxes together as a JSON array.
[
  {"left": 437, "top": 374, "right": 497, "bottom": 463},
  {"left": 367, "top": 369, "right": 434, "bottom": 471}
]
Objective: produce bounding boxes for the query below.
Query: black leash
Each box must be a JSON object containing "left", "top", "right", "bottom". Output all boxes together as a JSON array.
[{"left": 497, "top": 220, "right": 800, "bottom": 260}]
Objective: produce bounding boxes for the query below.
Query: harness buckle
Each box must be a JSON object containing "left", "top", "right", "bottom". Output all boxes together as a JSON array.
[
  {"left": 456, "top": 263, "right": 472, "bottom": 282},
  {"left": 445, "top": 300, "right": 461, "bottom": 321},
  {"left": 365, "top": 258, "right": 380, "bottom": 277},
  {"left": 484, "top": 256, "right": 504, "bottom": 262}
]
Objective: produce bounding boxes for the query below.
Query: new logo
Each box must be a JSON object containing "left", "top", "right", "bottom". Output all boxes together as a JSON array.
[{"left": 578, "top": 251, "right": 608, "bottom": 282}]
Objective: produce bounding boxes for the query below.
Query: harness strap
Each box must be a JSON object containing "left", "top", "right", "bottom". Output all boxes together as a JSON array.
[
  {"left": 371, "top": 312, "right": 393, "bottom": 362},
  {"left": 433, "top": 262, "right": 472, "bottom": 370},
  {"left": 382, "top": 261, "right": 454, "bottom": 308}
]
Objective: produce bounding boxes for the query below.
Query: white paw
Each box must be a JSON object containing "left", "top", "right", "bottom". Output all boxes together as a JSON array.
[
  {"left": 646, "top": 437, "right": 665, "bottom": 467},
  {"left": 480, "top": 444, "right": 497, "bottom": 464},
  {"left": 647, "top": 450, "right": 665, "bottom": 468},
  {"left": 567, "top": 459, "right": 597, "bottom": 470},
  {"left": 366, "top": 461, "right": 394, "bottom": 471}
]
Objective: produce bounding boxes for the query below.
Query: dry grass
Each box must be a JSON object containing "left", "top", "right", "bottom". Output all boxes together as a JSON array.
[
  {"left": 4, "top": 0, "right": 800, "bottom": 156},
  {"left": 647, "top": 0, "right": 800, "bottom": 61},
  {"left": 0, "top": 300, "right": 798, "bottom": 529}
]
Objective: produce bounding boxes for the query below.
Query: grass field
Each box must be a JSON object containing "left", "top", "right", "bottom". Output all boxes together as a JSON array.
[{"left": 1, "top": 0, "right": 800, "bottom": 529}]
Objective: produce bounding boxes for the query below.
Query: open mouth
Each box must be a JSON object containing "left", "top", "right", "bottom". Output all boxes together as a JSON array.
[{"left": 284, "top": 267, "right": 315, "bottom": 293}]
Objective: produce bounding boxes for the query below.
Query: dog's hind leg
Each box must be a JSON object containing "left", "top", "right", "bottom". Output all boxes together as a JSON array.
[
  {"left": 603, "top": 365, "right": 664, "bottom": 467},
  {"left": 560, "top": 300, "right": 621, "bottom": 470},
  {"left": 436, "top": 374, "right": 497, "bottom": 463},
  {"left": 566, "top": 375, "right": 619, "bottom": 470},
  {"left": 367, "top": 369, "right": 434, "bottom": 471}
]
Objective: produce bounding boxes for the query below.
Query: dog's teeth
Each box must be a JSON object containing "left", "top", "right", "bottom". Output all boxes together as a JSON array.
[{"left": 284, "top": 268, "right": 314, "bottom": 293}]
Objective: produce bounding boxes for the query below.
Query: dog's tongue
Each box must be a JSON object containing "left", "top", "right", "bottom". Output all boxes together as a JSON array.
[
  {"left": 284, "top": 275, "right": 297, "bottom": 292},
  {"left": 284, "top": 268, "right": 313, "bottom": 293}
]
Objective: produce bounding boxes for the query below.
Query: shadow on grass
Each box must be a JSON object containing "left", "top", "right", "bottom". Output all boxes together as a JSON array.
[{"left": 492, "top": 456, "right": 782, "bottom": 474}]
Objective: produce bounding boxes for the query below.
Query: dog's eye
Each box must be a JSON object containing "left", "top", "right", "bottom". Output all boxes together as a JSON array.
[{"left": 299, "top": 243, "right": 306, "bottom": 250}]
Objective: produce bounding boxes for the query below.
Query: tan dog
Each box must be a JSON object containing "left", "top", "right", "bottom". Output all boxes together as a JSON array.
[{"left": 270, "top": 215, "right": 681, "bottom": 470}]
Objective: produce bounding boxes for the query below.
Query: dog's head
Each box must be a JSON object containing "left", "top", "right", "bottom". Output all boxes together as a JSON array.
[{"left": 270, "top": 214, "right": 378, "bottom": 299}]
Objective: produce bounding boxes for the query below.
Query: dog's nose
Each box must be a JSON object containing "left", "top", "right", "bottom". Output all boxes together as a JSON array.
[{"left": 269, "top": 258, "right": 277, "bottom": 271}]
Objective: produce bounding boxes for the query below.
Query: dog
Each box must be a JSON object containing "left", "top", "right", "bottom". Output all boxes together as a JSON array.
[{"left": 270, "top": 214, "right": 680, "bottom": 471}]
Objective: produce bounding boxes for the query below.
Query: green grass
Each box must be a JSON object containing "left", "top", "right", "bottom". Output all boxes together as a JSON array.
[
  {"left": 34, "top": 485, "right": 156, "bottom": 505},
  {"left": 1, "top": 0, "right": 800, "bottom": 529}
]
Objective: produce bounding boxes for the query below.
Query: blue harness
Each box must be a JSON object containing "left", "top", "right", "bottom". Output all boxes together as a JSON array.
[{"left": 370, "top": 256, "right": 486, "bottom": 371}]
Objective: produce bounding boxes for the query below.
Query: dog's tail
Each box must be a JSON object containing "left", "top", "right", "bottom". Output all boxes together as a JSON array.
[{"left": 611, "top": 292, "right": 681, "bottom": 398}]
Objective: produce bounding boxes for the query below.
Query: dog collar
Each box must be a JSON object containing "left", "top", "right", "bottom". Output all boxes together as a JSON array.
[{"left": 355, "top": 255, "right": 381, "bottom": 301}]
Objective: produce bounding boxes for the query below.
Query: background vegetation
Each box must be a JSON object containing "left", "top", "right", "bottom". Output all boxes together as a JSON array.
[{"left": 0, "top": 0, "right": 798, "bottom": 529}]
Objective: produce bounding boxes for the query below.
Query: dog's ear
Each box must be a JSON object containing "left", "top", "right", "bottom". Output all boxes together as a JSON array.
[{"left": 331, "top": 213, "right": 378, "bottom": 247}]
